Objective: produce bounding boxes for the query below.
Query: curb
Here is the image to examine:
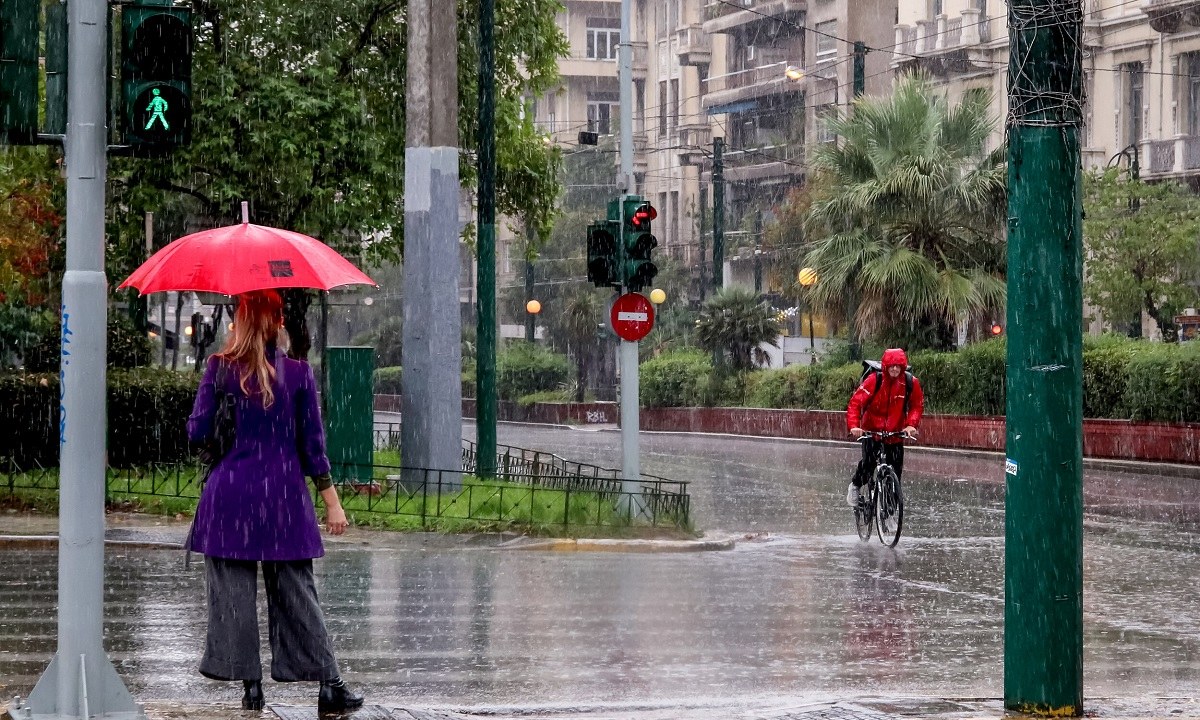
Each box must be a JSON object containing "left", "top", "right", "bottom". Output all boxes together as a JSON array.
[{"left": 504, "top": 536, "right": 736, "bottom": 553}]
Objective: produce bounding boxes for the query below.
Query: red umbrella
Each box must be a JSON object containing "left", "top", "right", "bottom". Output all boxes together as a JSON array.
[{"left": 119, "top": 203, "right": 376, "bottom": 295}]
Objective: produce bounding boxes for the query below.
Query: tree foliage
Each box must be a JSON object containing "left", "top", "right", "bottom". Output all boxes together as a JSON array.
[
  {"left": 802, "top": 72, "right": 1007, "bottom": 350},
  {"left": 695, "top": 288, "right": 781, "bottom": 371},
  {"left": 107, "top": 0, "right": 568, "bottom": 276},
  {"left": 1082, "top": 168, "right": 1200, "bottom": 341}
]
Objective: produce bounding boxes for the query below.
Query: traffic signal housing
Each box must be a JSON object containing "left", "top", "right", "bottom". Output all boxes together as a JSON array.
[
  {"left": 622, "top": 198, "right": 657, "bottom": 292},
  {"left": 0, "top": 0, "right": 39, "bottom": 144},
  {"left": 587, "top": 221, "right": 619, "bottom": 288},
  {"left": 121, "top": 3, "right": 193, "bottom": 150}
]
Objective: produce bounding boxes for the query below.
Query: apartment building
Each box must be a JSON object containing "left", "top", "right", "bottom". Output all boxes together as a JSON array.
[
  {"left": 700, "top": 0, "right": 896, "bottom": 292},
  {"left": 893, "top": 0, "right": 1200, "bottom": 337}
]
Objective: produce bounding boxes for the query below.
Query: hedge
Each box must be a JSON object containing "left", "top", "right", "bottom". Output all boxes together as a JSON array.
[
  {"left": 374, "top": 366, "right": 403, "bottom": 395},
  {"left": 642, "top": 338, "right": 1200, "bottom": 423},
  {"left": 1, "top": 368, "right": 200, "bottom": 470},
  {"left": 496, "top": 342, "right": 569, "bottom": 402}
]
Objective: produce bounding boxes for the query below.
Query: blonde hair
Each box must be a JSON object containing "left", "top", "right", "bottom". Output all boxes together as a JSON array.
[{"left": 216, "top": 290, "right": 284, "bottom": 408}]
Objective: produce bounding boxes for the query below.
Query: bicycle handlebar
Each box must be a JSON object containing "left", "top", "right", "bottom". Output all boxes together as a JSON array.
[{"left": 855, "top": 430, "right": 915, "bottom": 442}]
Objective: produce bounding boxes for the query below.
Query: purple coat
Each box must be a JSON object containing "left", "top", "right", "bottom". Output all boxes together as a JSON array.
[{"left": 186, "top": 350, "right": 332, "bottom": 561}]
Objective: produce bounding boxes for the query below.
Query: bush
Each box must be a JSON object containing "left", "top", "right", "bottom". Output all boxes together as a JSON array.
[
  {"left": 955, "top": 338, "right": 1006, "bottom": 416},
  {"left": 908, "top": 350, "right": 963, "bottom": 414},
  {"left": 496, "top": 342, "right": 569, "bottom": 401},
  {"left": 1123, "top": 343, "right": 1200, "bottom": 422},
  {"left": 1083, "top": 345, "right": 1133, "bottom": 419},
  {"left": 745, "top": 364, "right": 820, "bottom": 408},
  {"left": 0, "top": 368, "right": 199, "bottom": 469},
  {"left": 641, "top": 349, "right": 712, "bottom": 407},
  {"left": 816, "top": 363, "right": 863, "bottom": 411},
  {"left": 374, "top": 366, "right": 402, "bottom": 394}
]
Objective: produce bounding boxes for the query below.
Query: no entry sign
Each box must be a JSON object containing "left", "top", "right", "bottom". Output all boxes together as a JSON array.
[{"left": 609, "top": 292, "right": 655, "bottom": 342}]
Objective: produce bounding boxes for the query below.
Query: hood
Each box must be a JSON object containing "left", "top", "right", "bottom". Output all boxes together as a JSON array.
[{"left": 881, "top": 348, "right": 908, "bottom": 370}]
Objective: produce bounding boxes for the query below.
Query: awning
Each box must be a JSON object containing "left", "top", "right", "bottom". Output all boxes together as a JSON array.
[{"left": 706, "top": 99, "right": 760, "bottom": 115}]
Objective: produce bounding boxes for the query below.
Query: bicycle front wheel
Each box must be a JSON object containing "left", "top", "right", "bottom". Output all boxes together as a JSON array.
[
  {"left": 875, "top": 466, "right": 904, "bottom": 547},
  {"left": 854, "top": 481, "right": 875, "bottom": 541}
]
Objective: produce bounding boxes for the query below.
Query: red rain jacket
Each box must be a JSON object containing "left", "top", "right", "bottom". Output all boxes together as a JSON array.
[{"left": 846, "top": 348, "right": 925, "bottom": 442}]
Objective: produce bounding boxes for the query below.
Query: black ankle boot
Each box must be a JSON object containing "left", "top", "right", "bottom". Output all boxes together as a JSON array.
[
  {"left": 318, "top": 677, "right": 364, "bottom": 714},
  {"left": 241, "top": 680, "right": 265, "bottom": 711}
]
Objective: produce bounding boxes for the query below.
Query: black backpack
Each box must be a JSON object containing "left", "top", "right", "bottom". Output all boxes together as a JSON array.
[{"left": 860, "top": 359, "right": 914, "bottom": 417}]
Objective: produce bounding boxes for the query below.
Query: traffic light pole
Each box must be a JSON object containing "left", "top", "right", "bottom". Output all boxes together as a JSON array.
[
  {"left": 11, "top": 0, "right": 145, "bottom": 718},
  {"left": 1005, "top": 1, "right": 1084, "bottom": 715},
  {"left": 617, "top": 0, "right": 640, "bottom": 489}
]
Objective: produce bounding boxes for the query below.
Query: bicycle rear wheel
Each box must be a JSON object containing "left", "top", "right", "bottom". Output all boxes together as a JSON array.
[
  {"left": 853, "top": 481, "right": 874, "bottom": 541},
  {"left": 875, "top": 466, "right": 904, "bottom": 547}
]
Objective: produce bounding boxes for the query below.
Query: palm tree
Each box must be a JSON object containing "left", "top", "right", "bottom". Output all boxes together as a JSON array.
[
  {"left": 804, "top": 71, "right": 1007, "bottom": 350},
  {"left": 555, "top": 286, "right": 603, "bottom": 402},
  {"left": 695, "top": 288, "right": 781, "bottom": 371}
]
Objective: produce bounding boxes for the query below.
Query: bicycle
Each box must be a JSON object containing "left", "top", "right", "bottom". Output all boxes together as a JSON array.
[{"left": 852, "top": 430, "right": 912, "bottom": 547}]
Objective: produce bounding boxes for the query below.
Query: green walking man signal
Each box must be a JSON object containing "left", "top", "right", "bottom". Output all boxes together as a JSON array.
[
  {"left": 122, "top": 3, "right": 193, "bottom": 150},
  {"left": 145, "top": 88, "right": 170, "bottom": 130}
]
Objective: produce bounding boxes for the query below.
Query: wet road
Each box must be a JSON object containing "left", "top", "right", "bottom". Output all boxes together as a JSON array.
[{"left": 2, "top": 424, "right": 1199, "bottom": 712}]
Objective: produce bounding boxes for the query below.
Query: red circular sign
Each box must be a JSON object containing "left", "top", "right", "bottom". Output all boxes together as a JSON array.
[{"left": 610, "top": 292, "right": 656, "bottom": 342}]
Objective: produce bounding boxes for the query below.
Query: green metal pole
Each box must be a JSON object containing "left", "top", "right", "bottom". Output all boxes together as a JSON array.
[
  {"left": 476, "top": 0, "right": 497, "bottom": 478},
  {"left": 712, "top": 136, "right": 724, "bottom": 290},
  {"left": 524, "top": 222, "right": 536, "bottom": 343},
  {"left": 1004, "top": 1, "right": 1084, "bottom": 715}
]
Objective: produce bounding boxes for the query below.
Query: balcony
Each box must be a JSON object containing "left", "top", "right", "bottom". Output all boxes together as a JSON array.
[
  {"left": 676, "top": 25, "right": 712, "bottom": 66},
  {"left": 702, "top": 58, "right": 804, "bottom": 113},
  {"left": 559, "top": 55, "right": 619, "bottom": 78},
  {"left": 677, "top": 123, "right": 713, "bottom": 166},
  {"left": 892, "top": 9, "right": 992, "bottom": 76},
  {"left": 724, "top": 141, "right": 805, "bottom": 184},
  {"left": 1143, "top": 0, "right": 1200, "bottom": 33},
  {"left": 1141, "top": 136, "right": 1200, "bottom": 175},
  {"left": 631, "top": 41, "right": 648, "bottom": 79},
  {"left": 703, "top": 0, "right": 806, "bottom": 35},
  {"left": 633, "top": 132, "right": 649, "bottom": 173}
]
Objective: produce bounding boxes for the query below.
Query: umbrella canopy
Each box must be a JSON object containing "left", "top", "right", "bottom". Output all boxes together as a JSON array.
[{"left": 119, "top": 209, "right": 376, "bottom": 296}]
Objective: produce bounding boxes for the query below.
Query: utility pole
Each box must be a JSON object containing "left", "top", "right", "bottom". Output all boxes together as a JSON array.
[
  {"left": 11, "top": 0, "right": 144, "bottom": 717},
  {"left": 617, "top": 0, "right": 639, "bottom": 487},
  {"left": 475, "top": 0, "right": 498, "bottom": 476},
  {"left": 712, "top": 136, "right": 724, "bottom": 291},
  {"left": 1004, "top": 1, "right": 1084, "bottom": 716},
  {"left": 403, "top": 0, "right": 464, "bottom": 485}
]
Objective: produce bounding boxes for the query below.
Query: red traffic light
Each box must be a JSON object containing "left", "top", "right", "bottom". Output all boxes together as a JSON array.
[
  {"left": 632, "top": 203, "right": 657, "bottom": 229},
  {"left": 990, "top": 323, "right": 1003, "bottom": 336}
]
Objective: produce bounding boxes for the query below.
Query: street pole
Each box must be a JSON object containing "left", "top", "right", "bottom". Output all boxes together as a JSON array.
[
  {"left": 1005, "top": 0, "right": 1084, "bottom": 716},
  {"left": 853, "top": 41, "right": 866, "bottom": 98},
  {"left": 712, "top": 136, "right": 724, "bottom": 291},
  {"left": 524, "top": 223, "right": 536, "bottom": 343},
  {"left": 475, "top": 0, "right": 498, "bottom": 477},
  {"left": 617, "top": 0, "right": 640, "bottom": 490},
  {"left": 402, "top": 0, "right": 464, "bottom": 485},
  {"left": 12, "top": 0, "right": 144, "bottom": 717}
]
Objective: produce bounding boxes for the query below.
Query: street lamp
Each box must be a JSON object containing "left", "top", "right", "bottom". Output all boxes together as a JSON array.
[
  {"left": 525, "top": 299, "right": 541, "bottom": 342},
  {"left": 784, "top": 65, "right": 804, "bottom": 82},
  {"left": 798, "top": 267, "right": 818, "bottom": 358},
  {"left": 649, "top": 288, "right": 666, "bottom": 305}
]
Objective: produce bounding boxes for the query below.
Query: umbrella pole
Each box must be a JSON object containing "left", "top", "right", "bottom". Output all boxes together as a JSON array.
[{"left": 320, "top": 290, "right": 329, "bottom": 415}]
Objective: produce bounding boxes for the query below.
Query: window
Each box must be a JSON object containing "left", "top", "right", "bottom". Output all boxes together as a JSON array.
[
  {"left": 815, "top": 20, "right": 838, "bottom": 58},
  {"left": 670, "top": 79, "right": 680, "bottom": 130},
  {"left": 1122, "top": 62, "right": 1144, "bottom": 145},
  {"left": 587, "top": 93, "right": 619, "bottom": 135},
  {"left": 933, "top": 0, "right": 944, "bottom": 15},
  {"left": 586, "top": 18, "right": 621, "bottom": 60},
  {"left": 815, "top": 105, "right": 837, "bottom": 144},
  {"left": 1186, "top": 54, "right": 1200, "bottom": 135},
  {"left": 659, "top": 81, "right": 668, "bottom": 136}
]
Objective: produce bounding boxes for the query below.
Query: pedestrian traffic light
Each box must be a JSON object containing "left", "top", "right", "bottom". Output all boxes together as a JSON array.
[
  {"left": 121, "top": 3, "right": 193, "bottom": 150},
  {"left": 621, "top": 198, "right": 658, "bottom": 292},
  {"left": 0, "top": 0, "right": 39, "bottom": 145},
  {"left": 587, "top": 221, "right": 619, "bottom": 288}
]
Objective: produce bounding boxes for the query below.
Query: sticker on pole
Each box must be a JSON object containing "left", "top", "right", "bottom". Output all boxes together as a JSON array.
[
  {"left": 609, "top": 292, "right": 655, "bottom": 342},
  {"left": 1005, "top": 458, "right": 1018, "bottom": 476}
]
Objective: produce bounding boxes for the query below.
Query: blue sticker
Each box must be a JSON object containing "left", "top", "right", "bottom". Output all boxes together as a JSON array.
[{"left": 1005, "top": 458, "right": 1018, "bottom": 476}]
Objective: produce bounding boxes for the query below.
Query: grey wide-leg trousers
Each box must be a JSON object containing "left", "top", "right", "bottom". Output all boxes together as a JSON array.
[{"left": 199, "top": 557, "right": 340, "bottom": 683}]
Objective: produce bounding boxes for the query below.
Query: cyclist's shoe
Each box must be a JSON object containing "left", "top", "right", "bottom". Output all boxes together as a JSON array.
[{"left": 846, "top": 483, "right": 860, "bottom": 508}]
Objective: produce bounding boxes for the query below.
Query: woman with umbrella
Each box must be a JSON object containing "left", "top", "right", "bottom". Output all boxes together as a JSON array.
[{"left": 186, "top": 289, "right": 364, "bottom": 713}]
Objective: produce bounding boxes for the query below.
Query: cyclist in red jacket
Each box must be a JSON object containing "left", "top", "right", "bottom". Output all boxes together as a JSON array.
[{"left": 846, "top": 348, "right": 924, "bottom": 507}]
